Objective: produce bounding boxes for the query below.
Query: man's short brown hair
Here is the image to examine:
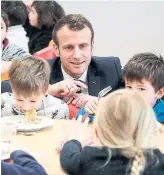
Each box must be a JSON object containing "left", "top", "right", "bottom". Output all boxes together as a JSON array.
[
  {"left": 9, "top": 56, "right": 50, "bottom": 97},
  {"left": 52, "top": 14, "right": 94, "bottom": 46}
]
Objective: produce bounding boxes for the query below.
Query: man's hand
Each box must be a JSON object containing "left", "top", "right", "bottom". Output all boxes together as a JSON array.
[
  {"left": 67, "top": 94, "right": 98, "bottom": 108},
  {"left": 48, "top": 79, "right": 87, "bottom": 97},
  {"left": 85, "top": 97, "right": 99, "bottom": 114}
]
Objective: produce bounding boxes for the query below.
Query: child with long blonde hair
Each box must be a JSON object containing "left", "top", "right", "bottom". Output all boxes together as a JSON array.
[{"left": 59, "top": 89, "right": 164, "bottom": 175}]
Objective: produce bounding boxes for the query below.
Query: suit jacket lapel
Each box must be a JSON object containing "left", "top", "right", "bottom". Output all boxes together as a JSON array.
[{"left": 87, "top": 64, "right": 101, "bottom": 96}]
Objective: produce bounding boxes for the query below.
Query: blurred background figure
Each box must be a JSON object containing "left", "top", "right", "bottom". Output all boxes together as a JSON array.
[
  {"left": 1, "top": 0, "right": 29, "bottom": 52},
  {"left": 1, "top": 10, "right": 29, "bottom": 63},
  {"left": 24, "top": 0, "right": 65, "bottom": 54},
  {"left": 1, "top": 10, "right": 30, "bottom": 92}
]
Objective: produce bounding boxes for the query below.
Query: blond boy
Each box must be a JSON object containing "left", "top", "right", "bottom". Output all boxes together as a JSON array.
[{"left": 1, "top": 56, "right": 69, "bottom": 119}]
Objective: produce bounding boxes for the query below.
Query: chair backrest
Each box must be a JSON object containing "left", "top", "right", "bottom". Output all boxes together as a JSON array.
[
  {"left": 1, "top": 46, "right": 56, "bottom": 82},
  {"left": 33, "top": 46, "right": 56, "bottom": 60},
  {"left": 1, "top": 72, "right": 9, "bottom": 82},
  {"left": 68, "top": 104, "right": 80, "bottom": 119}
]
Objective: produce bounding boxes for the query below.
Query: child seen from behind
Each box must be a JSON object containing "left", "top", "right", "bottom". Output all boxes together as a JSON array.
[{"left": 60, "top": 89, "right": 164, "bottom": 175}]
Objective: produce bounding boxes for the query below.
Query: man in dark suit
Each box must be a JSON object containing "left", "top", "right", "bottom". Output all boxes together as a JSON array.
[
  {"left": 48, "top": 14, "right": 123, "bottom": 108},
  {"left": 48, "top": 56, "right": 122, "bottom": 96}
]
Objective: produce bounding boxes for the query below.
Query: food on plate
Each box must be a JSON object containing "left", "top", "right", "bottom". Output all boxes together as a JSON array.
[{"left": 24, "top": 109, "right": 40, "bottom": 124}]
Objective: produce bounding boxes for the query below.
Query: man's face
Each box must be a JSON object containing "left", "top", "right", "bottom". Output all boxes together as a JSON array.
[
  {"left": 125, "top": 79, "right": 160, "bottom": 106},
  {"left": 13, "top": 91, "right": 45, "bottom": 112},
  {"left": 55, "top": 26, "right": 93, "bottom": 78},
  {"left": 1, "top": 18, "right": 7, "bottom": 45}
]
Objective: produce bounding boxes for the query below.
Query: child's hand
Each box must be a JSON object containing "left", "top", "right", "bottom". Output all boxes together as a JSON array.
[
  {"left": 55, "top": 116, "right": 94, "bottom": 152},
  {"left": 155, "top": 122, "right": 164, "bottom": 135},
  {"left": 68, "top": 116, "right": 93, "bottom": 146},
  {"left": 85, "top": 97, "right": 99, "bottom": 114}
]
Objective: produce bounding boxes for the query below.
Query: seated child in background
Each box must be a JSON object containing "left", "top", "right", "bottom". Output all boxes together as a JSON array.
[
  {"left": 59, "top": 89, "right": 164, "bottom": 175},
  {"left": 77, "top": 52, "right": 164, "bottom": 123},
  {"left": 1, "top": 56, "right": 69, "bottom": 119},
  {"left": 2, "top": 150, "right": 47, "bottom": 175},
  {"left": 1, "top": 11, "right": 30, "bottom": 62},
  {"left": 2, "top": 1, "right": 29, "bottom": 52},
  {"left": 1, "top": 10, "right": 30, "bottom": 82}
]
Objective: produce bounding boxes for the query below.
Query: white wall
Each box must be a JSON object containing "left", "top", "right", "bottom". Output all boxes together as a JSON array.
[{"left": 58, "top": 1, "right": 164, "bottom": 66}]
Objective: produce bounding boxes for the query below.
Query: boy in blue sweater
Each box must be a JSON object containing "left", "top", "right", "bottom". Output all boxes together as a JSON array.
[
  {"left": 77, "top": 53, "right": 164, "bottom": 123},
  {"left": 1, "top": 150, "right": 47, "bottom": 175}
]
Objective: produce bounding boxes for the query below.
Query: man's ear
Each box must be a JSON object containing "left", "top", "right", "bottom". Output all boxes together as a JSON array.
[
  {"left": 53, "top": 43, "right": 60, "bottom": 57},
  {"left": 91, "top": 40, "right": 94, "bottom": 53},
  {"left": 156, "top": 87, "right": 164, "bottom": 99}
]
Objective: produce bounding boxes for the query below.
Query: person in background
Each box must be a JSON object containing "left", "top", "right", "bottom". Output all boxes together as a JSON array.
[
  {"left": 1, "top": 11, "right": 29, "bottom": 65},
  {"left": 59, "top": 89, "right": 164, "bottom": 175},
  {"left": 77, "top": 52, "right": 164, "bottom": 123},
  {"left": 24, "top": 0, "right": 65, "bottom": 54},
  {"left": 1, "top": 10, "right": 30, "bottom": 95},
  {"left": 1, "top": 56, "right": 69, "bottom": 120},
  {"left": 1, "top": 0, "right": 29, "bottom": 52},
  {"left": 48, "top": 14, "right": 123, "bottom": 108},
  {"left": 2, "top": 150, "right": 47, "bottom": 175}
]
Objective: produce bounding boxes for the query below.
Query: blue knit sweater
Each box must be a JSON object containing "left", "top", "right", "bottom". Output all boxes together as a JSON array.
[{"left": 154, "top": 99, "right": 164, "bottom": 123}]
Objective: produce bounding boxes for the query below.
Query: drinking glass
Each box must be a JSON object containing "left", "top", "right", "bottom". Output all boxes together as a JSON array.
[{"left": 1, "top": 121, "right": 17, "bottom": 144}]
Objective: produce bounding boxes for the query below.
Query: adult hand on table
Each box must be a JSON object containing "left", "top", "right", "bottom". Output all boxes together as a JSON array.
[
  {"left": 84, "top": 97, "right": 99, "bottom": 114},
  {"left": 48, "top": 79, "right": 87, "bottom": 98},
  {"left": 67, "top": 94, "right": 97, "bottom": 108}
]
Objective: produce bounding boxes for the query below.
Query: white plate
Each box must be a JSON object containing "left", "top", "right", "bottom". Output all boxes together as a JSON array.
[
  {"left": 1, "top": 153, "right": 10, "bottom": 160},
  {"left": 1, "top": 115, "right": 53, "bottom": 132},
  {"left": 1, "top": 143, "right": 11, "bottom": 160}
]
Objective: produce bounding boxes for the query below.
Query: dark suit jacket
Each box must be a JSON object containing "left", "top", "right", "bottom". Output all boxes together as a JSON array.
[{"left": 48, "top": 56, "right": 123, "bottom": 97}]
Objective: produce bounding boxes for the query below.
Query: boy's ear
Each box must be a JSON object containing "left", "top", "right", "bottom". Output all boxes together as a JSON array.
[{"left": 156, "top": 87, "right": 164, "bottom": 99}]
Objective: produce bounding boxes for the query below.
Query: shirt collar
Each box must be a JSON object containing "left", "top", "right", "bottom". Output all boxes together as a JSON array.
[{"left": 61, "top": 65, "right": 88, "bottom": 83}]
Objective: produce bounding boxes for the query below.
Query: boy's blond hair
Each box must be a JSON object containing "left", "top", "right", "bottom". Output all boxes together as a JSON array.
[
  {"left": 94, "top": 89, "right": 157, "bottom": 175},
  {"left": 9, "top": 56, "right": 50, "bottom": 97}
]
